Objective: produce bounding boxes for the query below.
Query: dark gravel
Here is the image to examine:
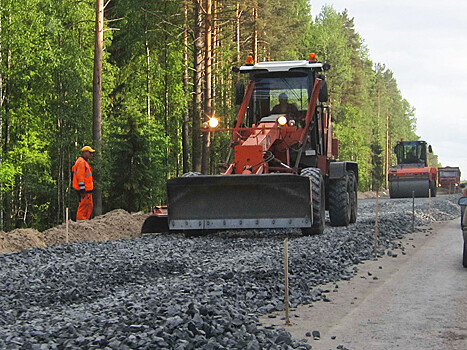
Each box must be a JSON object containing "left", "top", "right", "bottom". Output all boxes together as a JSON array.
[{"left": 0, "top": 195, "right": 460, "bottom": 349}]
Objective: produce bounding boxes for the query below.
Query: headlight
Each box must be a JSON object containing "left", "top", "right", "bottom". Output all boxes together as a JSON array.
[
  {"left": 277, "top": 115, "right": 287, "bottom": 126},
  {"left": 208, "top": 117, "right": 219, "bottom": 128}
]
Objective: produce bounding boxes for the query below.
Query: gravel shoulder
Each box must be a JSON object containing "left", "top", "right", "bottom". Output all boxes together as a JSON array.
[{"left": 260, "top": 218, "right": 467, "bottom": 349}]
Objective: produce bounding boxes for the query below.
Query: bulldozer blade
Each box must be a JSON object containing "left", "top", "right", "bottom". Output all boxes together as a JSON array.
[
  {"left": 167, "top": 174, "right": 312, "bottom": 231},
  {"left": 141, "top": 215, "right": 169, "bottom": 234},
  {"left": 389, "top": 178, "right": 430, "bottom": 198}
]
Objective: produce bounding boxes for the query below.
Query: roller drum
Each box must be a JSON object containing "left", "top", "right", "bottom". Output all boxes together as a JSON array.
[{"left": 389, "top": 178, "right": 430, "bottom": 198}]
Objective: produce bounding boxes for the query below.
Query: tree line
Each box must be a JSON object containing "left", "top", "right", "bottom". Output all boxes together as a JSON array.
[{"left": 0, "top": 0, "right": 433, "bottom": 231}]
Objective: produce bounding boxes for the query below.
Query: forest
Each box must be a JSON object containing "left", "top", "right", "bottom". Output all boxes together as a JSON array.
[{"left": 0, "top": 0, "right": 437, "bottom": 231}]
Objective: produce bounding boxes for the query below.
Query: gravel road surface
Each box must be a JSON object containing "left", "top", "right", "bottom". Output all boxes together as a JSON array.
[
  {"left": 0, "top": 195, "right": 461, "bottom": 349},
  {"left": 261, "top": 218, "right": 467, "bottom": 350}
]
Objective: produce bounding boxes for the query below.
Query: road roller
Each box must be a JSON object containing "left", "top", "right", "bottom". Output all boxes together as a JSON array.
[{"left": 388, "top": 140, "right": 437, "bottom": 198}]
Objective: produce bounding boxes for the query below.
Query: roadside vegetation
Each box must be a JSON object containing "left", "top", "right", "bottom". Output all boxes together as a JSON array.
[{"left": 0, "top": 0, "right": 438, "bottom": 231}]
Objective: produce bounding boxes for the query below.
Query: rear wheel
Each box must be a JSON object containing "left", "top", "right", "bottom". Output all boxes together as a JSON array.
[
  {"left": 300, "top": 168, "right": 325, "bottom": 236},
  {"left": 349, "top": 171, "right": 358, "bottom": 224},
  {"left": 329, "top": 173, "right": 351, "bottom": 226},
  {"left": 463, "top": 240, "right": 467, "bottom": 268}
]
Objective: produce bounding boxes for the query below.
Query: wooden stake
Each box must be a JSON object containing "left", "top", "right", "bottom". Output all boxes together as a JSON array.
[
  {"left": 374, "top": 190, "right": 379, "bottom": 257},
  {"left": 284, "top": 238, "right": 291, "bottom": 325},
  {"left": 429, "top": 186, "right": 432, "bottom": 218},
  {"left": 412, "top": 190, "right": 415, "bottom": 233},
  {"left": 65, "top": 208, "right": 69, "bottom": 243}
]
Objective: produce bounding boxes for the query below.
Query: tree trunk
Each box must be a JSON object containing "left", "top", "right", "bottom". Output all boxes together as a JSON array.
[
  {"left": 92, "top": 0, "right": 104, "bottom": 216},
  {"left": 236, "top": 3, "right": 241, "bottom": 65},
  {"left": 0, "top": 0, "right": 3, "bottom": 230},
  {"left": 210, "top": 0, "right": 218, "bottom": 174},
  {"left": 3, "top": 11, "right": 11, "bottom": 231},
  {"left": 145, "top": 37, "right": 151, "bottom": 120},
  {"left": 201, "top": 0, "right": 212, "bottom": 174},
  {"left": 252, "top": 6, "right": 258, "bottom": 63},
  {"left": 182, "top": 0, "right": 190, "bottom": 173},
  {"left": 385, "top": 112, "right": 389, "bottom": 189},
  {"left": 191, "top": 0, "right": 203, "bottom": 172}
]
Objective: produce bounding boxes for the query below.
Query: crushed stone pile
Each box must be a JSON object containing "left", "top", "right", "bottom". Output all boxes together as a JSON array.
[{"left": 0, "top": 195, "right": 461, "bottom": 349}]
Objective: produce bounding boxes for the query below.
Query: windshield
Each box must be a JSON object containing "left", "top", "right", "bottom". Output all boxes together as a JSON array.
[
  {"left": 247, "top": 75, "right": 310, "bottom": 125},
  {"left": 394, "top": 142, "right": 426, "bottom": 165},
  {"left": 440, "top": 170, "right": 459, "bottom": 178}
]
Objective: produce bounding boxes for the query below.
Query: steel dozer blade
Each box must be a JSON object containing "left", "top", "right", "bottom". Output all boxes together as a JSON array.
[
  {"left": 389, "top": 178, "right": 430, "bottom": 198},
  {"left": 167, "top": 174, "right": 313, "bottom": 231}
]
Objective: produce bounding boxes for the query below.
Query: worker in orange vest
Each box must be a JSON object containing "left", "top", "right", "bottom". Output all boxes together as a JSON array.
[{"left": 72, "top": 146, "right": 95, "bottom": 221}]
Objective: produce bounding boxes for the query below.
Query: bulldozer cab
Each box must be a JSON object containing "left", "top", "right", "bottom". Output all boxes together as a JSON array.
[
  {"left": 238, "top": 61, "right": 330, "bottom": 168},
  {"left": 394, "top": 141, "right": 427, "bottom": 166},
  {"left": 245, "top": 71, "right": 313, "bottom": 126}
]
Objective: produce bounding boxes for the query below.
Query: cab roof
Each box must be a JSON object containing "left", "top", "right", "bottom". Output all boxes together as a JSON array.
[{"left": 239, "top": 60, "right": 324, "bottom": 73}]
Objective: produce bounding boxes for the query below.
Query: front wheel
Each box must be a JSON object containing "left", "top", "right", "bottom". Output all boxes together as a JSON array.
[
  {"left": 300, "top": 168, "right": 325, "bottom": 236},
  {"left": 329, "top": 174, "right": 351, "bottom": 227}
]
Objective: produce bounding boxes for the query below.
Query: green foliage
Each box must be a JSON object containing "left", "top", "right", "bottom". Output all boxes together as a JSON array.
[
  {"left": 0, "top": 162, "right": 18, "bottom": 193},
  {"left": 257, "top": 0, "right": 312, "bottom": 60},
  {"left": 0, "top": 0, "right": 430, "bottom": 231},
  {"left": 307, "top": 6, "right": 423, "bottom": 190}
]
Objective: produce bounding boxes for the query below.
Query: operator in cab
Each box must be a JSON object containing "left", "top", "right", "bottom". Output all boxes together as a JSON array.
[{"left": 271, "top": 93, "right": 299, "bottom": 119}]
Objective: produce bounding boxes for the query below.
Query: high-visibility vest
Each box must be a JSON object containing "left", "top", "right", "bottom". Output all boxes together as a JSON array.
[{"left": 72, "top": 156, "right": 94, "bottom": 192}]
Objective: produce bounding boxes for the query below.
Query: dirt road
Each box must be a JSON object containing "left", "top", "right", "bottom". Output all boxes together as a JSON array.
[{"left": 261, "top": 219, "right": 467, "bottom": 349}]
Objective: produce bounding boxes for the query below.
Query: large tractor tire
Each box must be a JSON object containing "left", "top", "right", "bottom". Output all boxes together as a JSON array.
[
  {"left": 349, "top": 171, "right": 358, "bottom": 224},
  {"left": 300, "top": 167, "right": 325, "bottom": 236},
  {"left": 329, "top": 173, "right": 351, "bottom": 227}
]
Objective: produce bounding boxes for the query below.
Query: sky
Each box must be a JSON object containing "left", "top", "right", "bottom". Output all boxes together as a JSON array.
[{"left": 310, "top": 0, "right": 467, "bottom": 179}]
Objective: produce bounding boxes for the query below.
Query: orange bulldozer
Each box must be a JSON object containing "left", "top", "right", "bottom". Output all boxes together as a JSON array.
[{"left": 142, "top": 54, "right": 359, "bottom": 236}]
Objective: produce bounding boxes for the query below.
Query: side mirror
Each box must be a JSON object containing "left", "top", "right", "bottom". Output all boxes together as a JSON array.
[
  {"left": 317, "top": 74, "right": 328, "bottom": 102},
  {"left": 235, "top": 83, "right": 245, "bottom": 105},
  {"left": 319, "top": 80, "right": 329, "bottom": 102},
  {"left": 459, "top": 197, "right": 467, "bottom": 206},
  {"left": 428, "top": 145, "right": 433, "bottom": 153}
]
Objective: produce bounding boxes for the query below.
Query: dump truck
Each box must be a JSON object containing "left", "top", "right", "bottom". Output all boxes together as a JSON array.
[
  {"left": 142, "top": 54, "right": 358, "bottom": 236},
  {"left": 388, "top": 140, "right": 437, "bottom": 198},
  {"left": 438, "top": 166, "right": 461, "bottom": 193}
]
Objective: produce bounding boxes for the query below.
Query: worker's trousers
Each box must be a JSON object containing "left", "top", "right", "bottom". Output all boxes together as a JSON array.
[{"left": 77, "top": 193, "right": 93, "bottom": 221}]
